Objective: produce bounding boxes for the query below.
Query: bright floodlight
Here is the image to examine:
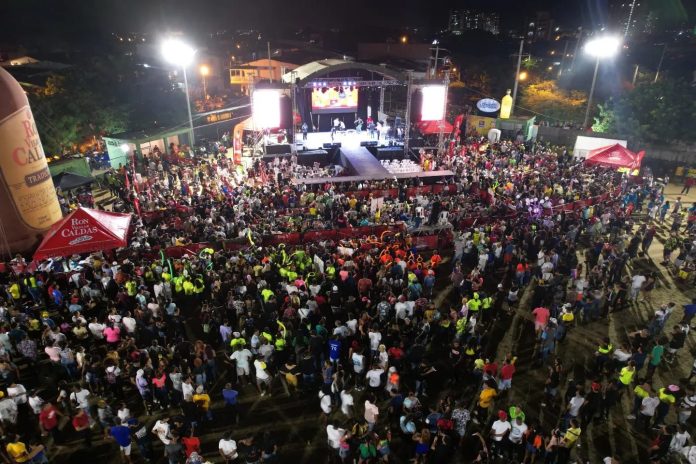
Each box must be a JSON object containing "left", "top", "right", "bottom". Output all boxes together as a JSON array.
[
  {"left": 161, "top": 38, "right": 196, "bottom": 67},
  {"left": 120, "top": 143, "right": 130, "bottom": 152},
  {"left": 421, "top": 85, "right": 446, "bottom": 121},
  {"left": 584, "top": 36, "right": 621, "bottom": 59},
  {"left": 252, "top": 89, "right": 281, "bottom": 129}
]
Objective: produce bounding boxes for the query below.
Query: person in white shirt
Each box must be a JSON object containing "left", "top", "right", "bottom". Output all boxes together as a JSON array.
[
  {"left": 508, "top": 416, "right": 528, "bottom": 455},
  {"left": 326, "top": 424, "right": 346, "bottom": 450},
  {"left": 182, "top": 378, "right": 194, "bottom": 402},
  {"left": 567, "top": 390, "right": 585, "bottom": 418},
  {"left": 340, "top": 388, "right": 354, "bottom": 417},
  {"left": 70, "top": 386, "right": 91, "bottom": 411},
  {"left": 490, "top": 410, "right": 511, "bottom": 456},
  {"left": 6, "top": 382, "right": 26, "bottom": 406},
  {"left": 319, "top": 391, "right": 332, "bottom": 424},
  {"left": 117, "top": 403, "right": 131, "bottom": 424},
  {"left": 670, "top": 424, "right": 691, "bottom": 452},
  {"left": 218, "top": 432, "right": 238, "bottom": 461},
  {"left": 230, "top": 347, "right": 253, "bottom": 385},
  {"left": 351, "top": 349, "right": 365, "bottom": 390},
  {"left": 254, "top": 357, "right": 271, "bottom": 396},
  {"left": 28, "top": 391, "right": 43, "bottom": 415},
  {"left": 365, "top": 366, "right": 384, "bottom": 391},
  {"left": 368, "top": 328, "right": 382, "bottom": 356},
  {"left": 630, "top": 273, "right": 646, "bottom": 300},
  {"left": 151, "top": 418, "right": 171, "bottom": 445},
  {"left": 0, "top": 393, "right": 18, "bottom": 424},
  {"left": 88, "top": 319, "right": 106, "bottom": 340},
  {"left": 364, "top": 396, "right": 379, "bottom": 432},
  {"left": 121, "top": 312, "right": 136, "bottom": 334}
]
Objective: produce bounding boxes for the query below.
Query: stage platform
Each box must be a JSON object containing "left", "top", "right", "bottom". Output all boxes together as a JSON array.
[
  {"left": 294, "top": 130, "right": 400, "bottom": 150},
  {"left": 292, "top": 169, "right": 455, "bottom": 185},
  {"left": 340, "top": 147, "right": 389, "bottom": 177}
]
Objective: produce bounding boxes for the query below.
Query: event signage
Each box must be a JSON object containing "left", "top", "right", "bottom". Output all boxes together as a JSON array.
[
  {"left": 476, "top": 98, "right": 501, "bottom": 113},
  {"left": 61, "top": 217, "right": 98, "bottom": 245}
]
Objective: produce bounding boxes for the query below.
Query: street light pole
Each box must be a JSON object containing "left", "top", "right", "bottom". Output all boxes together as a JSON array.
[
  {"left": 654, "top": 43, "right": 667, "bottom": 83},
  {"left": 583, "top": 57, "right": 600, "bottom": 129},
  {"left": 182, "top": 67, "right": 195, "bottom": 146},
  {"left": 511, "top": 39, "right": 524, "bottom": 117}
]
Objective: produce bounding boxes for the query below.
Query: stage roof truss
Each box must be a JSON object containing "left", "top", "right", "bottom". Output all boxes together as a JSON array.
[{"left": 304, "top": 79, "right": 404, "bottom": 89}]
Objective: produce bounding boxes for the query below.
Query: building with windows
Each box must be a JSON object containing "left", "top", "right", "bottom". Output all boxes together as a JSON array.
[
  {"left": 526, "top": 11, "right": 555, "bottom": 41},
  {"left": 228, "top": 59, "right": 298, "bottom": 95},
  {"left": 448, "top": 10, "right": 500, "bottom": 36}
]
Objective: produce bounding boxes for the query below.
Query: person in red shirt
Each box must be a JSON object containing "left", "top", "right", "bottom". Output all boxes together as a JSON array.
[
  {"left": 532, "top": 306, "right": 550, "bottom": 334},
  {"left": 430, "top": 250, "right": 443, "bottom": 268},
  {"left": 39, "top": 402, "right": 63, "bottom": 443},
  {"left": 181, "top": 431, "right": 201, "bottom": 458},
  {"left": 499, "top": 357, "right": 517, "bottom": 391},
  {"left": 72, "top": 407, "right": 91, "bottom": 446}
]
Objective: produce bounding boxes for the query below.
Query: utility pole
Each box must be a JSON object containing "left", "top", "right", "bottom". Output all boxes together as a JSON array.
[
  {"left": 437, "top": 71, "right": 450, "bottom": 153},
  {"left": 404, "top": 71, "right": 413, "bottom": 152},
  {"left": 511, "top": 39, "right": 524, "bottom": 117},
  {"left": 583, "top": 57, "right": 600, "bottom": 129},
  {"left": 431, "top": 41, "right": 440, "bottom": 78},
  {"left": 654, "top": 43, "right": 667, "bottom": 83},
  {"left": 267, "top": 41, "right": 273, "bottom": 83},
  {"left": 632, "top": 64, "right": 640, "bottom": 85}
]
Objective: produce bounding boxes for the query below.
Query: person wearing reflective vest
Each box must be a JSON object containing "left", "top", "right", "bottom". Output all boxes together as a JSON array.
[
  {"left": 655, "top": 385, "right": 678, "bottom": 426},
  {"left": 595, "top": 337, "right": 613, "bottom": 372},
  {"left": 182, "top": 279, "right": 194, "bottom": 296},
  {"left": 467, "top": 293, "right": 482, "bottom": 313},
  {"left": 618, "top": 361, "right": 636, "bottom": 388},
  {"left": 172, "top": 276, "right": 184, "bottom": 294},
  {"left": 125, "top": 280, "right": 137, "bottom": 297},
  {"left": 23, "top": 275, "right": 40, "bottom": 303},
  {"left": 193, "top": 277, "right": 205, "bottom": 296},
  {"left": 261, "top": 288, "right": 274, "bottom": 303}
]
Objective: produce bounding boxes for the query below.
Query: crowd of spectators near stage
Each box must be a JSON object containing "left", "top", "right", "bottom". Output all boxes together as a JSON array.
[{"left": 1, "top": 135, "right": 696, "bottom": 464}]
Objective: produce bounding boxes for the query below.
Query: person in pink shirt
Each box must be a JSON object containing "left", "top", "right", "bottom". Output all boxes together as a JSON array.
[
  {"left": 103, "top": 324, "right": 121, "bottom": 347},
  {"left": 532, "top": 306, "right": 550, "bottom": 334}
]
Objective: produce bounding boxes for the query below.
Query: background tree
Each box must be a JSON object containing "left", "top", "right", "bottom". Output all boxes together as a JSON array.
[
  {"left": 518, "top": 80, "right": 587, "bottom": 123},
  {"left": 592, "top": 78, "right": 696, "bottom": 144}
]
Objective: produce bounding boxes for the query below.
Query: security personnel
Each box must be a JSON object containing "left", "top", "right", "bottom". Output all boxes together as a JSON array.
[
  {"left": 172, "top": 275, "right": 184, "bottom": 294},
  {"left": 193, "top": 276, "right": 205, "bottom": 297},
  {"left": 467, "top": 293, "right": 482, "bottom": 313},
  {"left": 618, "top": 360, "right": 636, "bottom": 388},
  {"left": 261, "top": 288, "right": 274, "bottom": 303},
  {"left": 182, "top": 278, "right": 194, "bottom": 296},
  {"left": 230, "top": 333, "right": 246, "bottom": 349},
  {"left": 125, "top": 279, "right": 137, "bottom": 297},
  {"left": 596, "top": 337, "right": 613, "bottom": 372}
]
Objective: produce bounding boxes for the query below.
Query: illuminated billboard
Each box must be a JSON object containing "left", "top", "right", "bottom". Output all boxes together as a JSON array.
[
  {"left": 421, "top": 85, "right": 446, "bottom": 121},
  {"left": 252, "top": 89, "right": 281, "bottom": 129}
]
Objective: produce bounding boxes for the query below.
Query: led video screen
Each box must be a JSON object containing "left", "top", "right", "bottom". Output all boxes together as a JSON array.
[{"left": 311, "top": 86, "right": 358, "bottom": 113}]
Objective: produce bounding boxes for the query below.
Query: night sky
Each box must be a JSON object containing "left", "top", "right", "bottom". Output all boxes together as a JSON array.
[{"left": 0, "top": 0, "right": 692, "bottom": 45}]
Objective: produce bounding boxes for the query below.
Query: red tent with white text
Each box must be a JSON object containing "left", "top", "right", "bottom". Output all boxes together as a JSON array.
[
  {"left": 417, "top": 120, "right": 454, "bottom": 135},
  {"left": 584, "top": 143, "right": 645, "bottom": 172},
  {"left": 33, "top": 207, "right": 131, "bottom": 261}
]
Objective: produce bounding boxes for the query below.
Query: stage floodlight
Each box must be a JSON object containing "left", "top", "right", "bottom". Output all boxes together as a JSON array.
[
  {"left": 252, "top": 89, "right": 281, "bottom": 129},
  {"left": 421, "top": 85, "right": 447, "bottom": 121}
]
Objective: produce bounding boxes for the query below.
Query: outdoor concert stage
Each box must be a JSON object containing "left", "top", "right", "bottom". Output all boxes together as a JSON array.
[{"left": 293, "top": 130, "right": 397, "bottom": 151}]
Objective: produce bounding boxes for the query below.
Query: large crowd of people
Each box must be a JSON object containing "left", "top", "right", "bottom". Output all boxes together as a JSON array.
[{"left": 0, "top": 133, "right": 695, "bottom": 464}]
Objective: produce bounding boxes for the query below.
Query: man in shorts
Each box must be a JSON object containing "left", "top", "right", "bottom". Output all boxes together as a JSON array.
[
  {"left": 230, "top": 346, "right": 252, "bottom": 386},
  {"left": 110, "top": 419, "right": 133, "bottom": 463}
]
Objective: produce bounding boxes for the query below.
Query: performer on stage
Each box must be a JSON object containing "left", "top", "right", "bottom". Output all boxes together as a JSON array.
[
  {"left": 354, "top": 117, "right": 364, "bottom": 133},
  {"left": 301, "top": 122, "right": 308, "bottom": 141},
  {"left": 367, "top": 119, "right": 376, "bottom": 140},
  {"left": 331, "top": 117, "right": 340, "bottom": 141}
]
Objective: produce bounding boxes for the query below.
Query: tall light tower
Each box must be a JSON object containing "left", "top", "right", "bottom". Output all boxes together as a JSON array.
[
  {"left": 582, "top": 35, "right": 621, "bottom": 129},
  {"left": 162, "top": 38, "right": 197, "bottom": 146}
]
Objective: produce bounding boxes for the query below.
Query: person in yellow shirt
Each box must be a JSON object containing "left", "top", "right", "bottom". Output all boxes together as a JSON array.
[
  {"left": 6, "top": 434, "right": 45, "bottom": 463},
  {"left": 193, "top": 386, "right": 212, "bottom": 421},
  {"left": 477, "top": 380, "right": 498, "bottom": 422}
]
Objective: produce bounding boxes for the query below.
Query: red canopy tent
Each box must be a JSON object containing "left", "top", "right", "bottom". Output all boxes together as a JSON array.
[
  {"left": 33, "top": 207, "right": 131, "bottom": 261},
  {"left": 418, "top": 120, "right": 454, "bottom": 135},
  {"left": 584, "top": 143, "right": 645, "bottom": 171}
]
